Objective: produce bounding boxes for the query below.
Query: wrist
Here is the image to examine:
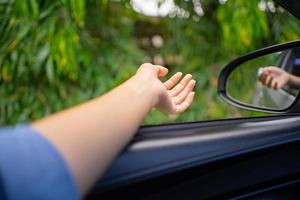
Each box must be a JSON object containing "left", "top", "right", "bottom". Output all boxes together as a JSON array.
[
  {"left": 288, "top": 74, "right": 299, "bottom": 88},
  {"left": 126, "top": 75, "right": 160, "bottom": 108},
  {"left": 288, "top": 73, "right": 296, "bottom": 85}
]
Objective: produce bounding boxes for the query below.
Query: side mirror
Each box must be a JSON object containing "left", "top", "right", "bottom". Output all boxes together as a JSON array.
[{"left": 218, "top": 40, "right": 300, "bottom": 113}]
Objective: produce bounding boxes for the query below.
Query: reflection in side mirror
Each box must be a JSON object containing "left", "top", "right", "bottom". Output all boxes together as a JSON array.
[{"left": 218, "top": 40, "right": 300, "bottom": 113}]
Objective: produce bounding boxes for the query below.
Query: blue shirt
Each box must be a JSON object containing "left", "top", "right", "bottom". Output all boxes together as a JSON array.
[{"left": 0, "top": 125, "right": 79, "bottom": 200}]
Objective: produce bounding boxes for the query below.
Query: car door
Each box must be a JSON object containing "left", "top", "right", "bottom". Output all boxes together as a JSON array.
[{"left": 85, "top": 114, "right": 300, "bottom": 199}]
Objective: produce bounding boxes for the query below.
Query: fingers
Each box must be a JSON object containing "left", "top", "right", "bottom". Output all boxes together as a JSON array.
[
  {"left": 175, "top": 92, "right": 195, "bottom": 113},
  {"left": 159, "top": 72, "right": 196, "bottom": 115},
  {"left": 173, "top": 80, "right": 196, "bottom": 104},
  {"left": 164, "top": 72, "right": 183, "bottom": 90},
  {"left": 172, "top": 78, "right": 196, "bottom": 114},
  {"left": 258, "top": 71, "right": 273, "bottom": 87},
  {"left": 266, "top": 76, "right": 273, "bottom": 88},
  {"left": 259, "top": 71, "right": 277, "bottom": 89},
  {"left": 169, "top": 74, "right": 193, "bottom": 97},
  {"left": 258, "top": 71, "right": 269, "bottom": 85},
  {"left": 274, "top": 81, "right": 278, "bottom": 90}
]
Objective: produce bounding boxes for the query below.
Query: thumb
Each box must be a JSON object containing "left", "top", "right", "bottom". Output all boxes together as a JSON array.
[{"left": 154, "top": 65, "right": 168, "bottom": 77}]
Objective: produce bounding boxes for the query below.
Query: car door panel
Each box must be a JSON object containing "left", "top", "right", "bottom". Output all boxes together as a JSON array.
[{"left": 86, "top": 115, "right": 300, "bottom": 199}]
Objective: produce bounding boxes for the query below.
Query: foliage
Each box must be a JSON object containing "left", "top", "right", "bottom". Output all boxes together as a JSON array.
[{"left": 1, "top": 0, "right": 300, "bottom": 126}]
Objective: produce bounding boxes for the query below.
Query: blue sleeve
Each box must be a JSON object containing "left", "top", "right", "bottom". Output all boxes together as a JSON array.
[{"left": 0, "top": 125, "right": 80, "bottom": 200}]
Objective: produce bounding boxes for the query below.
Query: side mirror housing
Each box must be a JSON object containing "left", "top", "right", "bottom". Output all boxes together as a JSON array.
[{"left": 218, "top": 40, "right": 300, "bottom": 113}]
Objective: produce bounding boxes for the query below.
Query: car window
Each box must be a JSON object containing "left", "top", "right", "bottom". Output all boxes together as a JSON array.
[{"left": 1, "top": 0, "right": 300, "bottom": 126}]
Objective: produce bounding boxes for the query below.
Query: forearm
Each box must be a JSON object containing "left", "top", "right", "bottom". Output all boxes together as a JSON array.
[
  {"left": 31, "top": 76, "right": 155, "bottom": 196},
  {"left": 288, "top": 74, "right": 300, "bottom": 88},
  {"left": 30, "top": 63, "right": 196, "bottom": 197}
]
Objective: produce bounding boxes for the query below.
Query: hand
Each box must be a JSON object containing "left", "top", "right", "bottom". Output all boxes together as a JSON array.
[
  {"left": 135, "top": 63, "right": 196, "bottom": 114},
  {"left": 258, "top": 66, "right": 290, "bottom": 89}
]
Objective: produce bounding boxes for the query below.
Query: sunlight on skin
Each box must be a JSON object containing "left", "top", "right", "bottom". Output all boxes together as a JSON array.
[
  {"left": 140, "top": 64, "right": 196, "bottom": 114},
  {"left": 32, "top": 63, "right": 196, "bottom": 196},
  {"left": 165, "top": 73, "right": 195, "bottom": 112}
]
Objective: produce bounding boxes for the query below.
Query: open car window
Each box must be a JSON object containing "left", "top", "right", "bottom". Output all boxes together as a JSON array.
[{"left": 1, "top": 0, "right": 300, "bottom": 126}]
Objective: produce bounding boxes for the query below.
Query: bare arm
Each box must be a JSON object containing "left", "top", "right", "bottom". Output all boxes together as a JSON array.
[
  {"left": 288, "top": 73, "right": 300, "bottom": 89},
  {"left": 259, "top": 66, "right": 300, "bottom": 89},
  {"left": 31, "top": 63, "right": 196, "bottom": 196}
]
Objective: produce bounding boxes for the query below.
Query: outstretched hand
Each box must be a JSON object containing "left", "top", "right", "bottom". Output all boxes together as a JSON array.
[
  {"left": 258, "top": 66, "right": 290, "bottom": 90},
  {"left": 135, "top": 63, "right": 196, "bottom": 114},
  {"left": 31, "top": 62, "right": 197, "bottom": 196}
]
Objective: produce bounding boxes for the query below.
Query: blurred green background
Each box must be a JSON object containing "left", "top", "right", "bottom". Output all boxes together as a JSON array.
[{"left": 1, "top": 0, "right": 300, "bottom": 126}]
